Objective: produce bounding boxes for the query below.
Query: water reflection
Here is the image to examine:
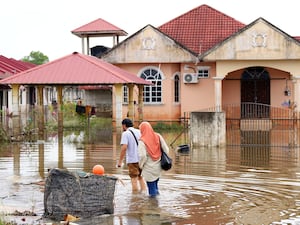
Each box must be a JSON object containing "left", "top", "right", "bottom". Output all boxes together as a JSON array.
[{"left": 0, "top": 130, "right": 300, "bottom": 224}]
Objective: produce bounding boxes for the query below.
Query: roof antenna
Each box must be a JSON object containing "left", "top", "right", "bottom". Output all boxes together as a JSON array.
[
  {"left": 196, "top": 43, "right": 202, "bottom": 65},
  {"left": 198, "top": 43, "right": 202, "bottom": 56}
]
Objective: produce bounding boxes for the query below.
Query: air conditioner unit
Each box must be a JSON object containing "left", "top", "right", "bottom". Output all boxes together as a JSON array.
[{"left": 183, "top": 73, "right": 198, "bottom": 83}]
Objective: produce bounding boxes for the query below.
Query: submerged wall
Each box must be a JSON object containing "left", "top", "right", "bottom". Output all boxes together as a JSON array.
[{"left": 190, "top": 112, "right": 226, "bottom": 147}]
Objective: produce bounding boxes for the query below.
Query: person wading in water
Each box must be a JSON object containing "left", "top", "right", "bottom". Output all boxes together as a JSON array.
[{"left": 118, "top": 118, "right": 147, "bottom": 193}]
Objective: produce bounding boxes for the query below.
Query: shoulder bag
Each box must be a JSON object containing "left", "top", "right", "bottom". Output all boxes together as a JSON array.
[{"left": 160, "top": 140, "right": 172, "bottom": 171}]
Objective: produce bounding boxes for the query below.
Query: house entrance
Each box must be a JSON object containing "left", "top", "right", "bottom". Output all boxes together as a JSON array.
[{"left": 241, "top": 67, "right": 270, "bottom": 118}]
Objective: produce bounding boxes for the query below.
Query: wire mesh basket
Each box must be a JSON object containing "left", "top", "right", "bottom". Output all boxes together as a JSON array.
[{"left": 44, "top": 168, "right": 117, "bottom": 221}]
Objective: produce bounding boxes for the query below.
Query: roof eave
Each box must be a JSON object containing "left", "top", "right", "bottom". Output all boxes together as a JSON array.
[
  {"left": 0, "top": 81, "right": 152, "bottom": 86},
  {"left": 72, "top": 31, "right": 128, "bottom": 38}
]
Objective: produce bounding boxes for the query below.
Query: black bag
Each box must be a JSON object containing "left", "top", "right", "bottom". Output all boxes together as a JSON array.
[{"left": 160, "top": 142, "right": 172, "bottom": 171}]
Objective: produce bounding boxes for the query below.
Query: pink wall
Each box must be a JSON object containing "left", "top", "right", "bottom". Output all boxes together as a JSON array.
[
  {"left": 180, "top": 62, "right": 216, "bottom": 115},
  {"left": 118, "top": 63, "right": 181, "bottom": 122},
  {"left": 115, "top": 63, "right": 293, "bottom": 123}
]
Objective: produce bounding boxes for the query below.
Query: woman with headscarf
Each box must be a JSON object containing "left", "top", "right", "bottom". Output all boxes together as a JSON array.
[{"left": 138, "top": 121, "right": 169, "bottom": 197}]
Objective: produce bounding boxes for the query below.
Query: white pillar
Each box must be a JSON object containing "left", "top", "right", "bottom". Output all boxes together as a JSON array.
[
  {"left": 213, "top": 77, "right": 223, "bottom": 112},
  {"left": 86, "top": 37, "right": 90, "bottom": 55},
  {"left": 81, "top": 38, "right": 85, "bottom": 54},
  {"left": 7, "top": 90, "right": 11, "bottom": 111}
]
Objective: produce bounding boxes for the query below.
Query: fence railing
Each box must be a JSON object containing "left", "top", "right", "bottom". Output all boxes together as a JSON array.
[{"left": 190, "top": 103, "right": 300, "bottom": 147}]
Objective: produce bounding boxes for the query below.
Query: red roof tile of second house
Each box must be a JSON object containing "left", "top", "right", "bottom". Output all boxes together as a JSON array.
[
  {"left": 158, "top": 4, "right": 245, "bottom": 55},
  {"left": 71, "top": 18, "right": 127, "bottom": 37},
  {"left": 0, "top": 52, "right": 151, "bottom": 85}
]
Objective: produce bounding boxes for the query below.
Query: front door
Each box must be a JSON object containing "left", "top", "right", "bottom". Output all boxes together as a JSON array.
[{"left": 241, "top": 67, "right": 270, "bottom": 118}]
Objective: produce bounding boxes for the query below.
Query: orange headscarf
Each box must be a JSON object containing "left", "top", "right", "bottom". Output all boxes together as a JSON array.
[{"left": 139, "top": 121, "right": 161, "bottom": 161}]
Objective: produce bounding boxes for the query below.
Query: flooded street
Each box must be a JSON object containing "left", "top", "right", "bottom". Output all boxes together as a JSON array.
[{"left": 1, "top": 131, "right": 300, "bottom": 225}]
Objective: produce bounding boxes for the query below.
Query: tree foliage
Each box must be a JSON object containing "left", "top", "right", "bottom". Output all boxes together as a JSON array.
[{"left": 22, "top": 51, "right": 49, "bottom": 65}]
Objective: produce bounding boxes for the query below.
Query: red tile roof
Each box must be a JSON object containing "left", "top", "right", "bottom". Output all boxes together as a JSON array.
[
  {"left": 72, "top": 18, "right": 127, "bottom": 38},
  {"left": 0, "top": 52, "right": 151, "bottom": 85},
  {"left": 158, "top": 4, "right": 245, "bottom": 55}
]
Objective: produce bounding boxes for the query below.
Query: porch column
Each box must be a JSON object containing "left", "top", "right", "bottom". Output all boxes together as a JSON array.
[
  {"left": 213, "top": 77, "right": 223, "bottom": 112},
  {"left": 293, "top": 76, "right": 300, "bottom": 111},
  {"left": 138, "top": 85, "right": 144, "bottom": 124},
  {"left": 127, "top": 84, "right": 135, "bottom": 122},
  {"left": 56, "top": 86, "right": 64, "bottom": 169},
  {"left": 11, "top": 84, "right": 20, "bottom": 116},
  {"left": 11, "top": 84, "right": 21, "bottom": 138},
  {"left": 56, "top": 85, "right": 63, "bottom": 133},
  {"left": 37, "top": 85, "right": 45, "bottom": 139},
  {"left": 115, "top": 84, "right": 123, "bottom": 132}
]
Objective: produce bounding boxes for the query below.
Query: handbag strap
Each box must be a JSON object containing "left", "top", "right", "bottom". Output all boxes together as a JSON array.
[
  {"left": 128, "top": 129, "right": 138, "bottom": 146},
  {"left": 159, "top": 138, "right": 163, "bottom": 152}
]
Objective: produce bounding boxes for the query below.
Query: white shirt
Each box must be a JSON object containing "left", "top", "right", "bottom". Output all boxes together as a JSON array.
[{"left": 120, "top": 127, "right": 141, "bottom": 163}]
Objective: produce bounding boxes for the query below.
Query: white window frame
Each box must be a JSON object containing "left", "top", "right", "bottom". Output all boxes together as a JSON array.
[
  {"left": 197, "top": 66, "right": 210, "bottom": 78},
  {"left": 138, "top": 66, "right": 164, "bottom": 104},
  {"left": 123, "top": 85, "right": 128, "bottom": 104}
]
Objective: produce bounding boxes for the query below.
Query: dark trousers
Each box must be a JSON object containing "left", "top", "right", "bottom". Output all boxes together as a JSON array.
[{"left": 146, "top": 178, "right": 159, "bottom": 197}]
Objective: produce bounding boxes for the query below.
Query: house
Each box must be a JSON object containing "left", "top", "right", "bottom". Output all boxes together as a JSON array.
[{"left": 99, "top": 4, "right": 300, "bottom": 125}]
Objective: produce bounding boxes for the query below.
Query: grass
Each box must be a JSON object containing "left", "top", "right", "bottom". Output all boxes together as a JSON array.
[{"left": 153, "top": 121, "right": 185, "bottom": 132}]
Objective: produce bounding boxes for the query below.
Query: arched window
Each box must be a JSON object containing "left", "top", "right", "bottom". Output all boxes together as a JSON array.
[
  {"left": 140, "top": 67, "right": 162, "bottom": 103},
  {"left": 174, "top": 74, "right": 180, "bottom": 103}
]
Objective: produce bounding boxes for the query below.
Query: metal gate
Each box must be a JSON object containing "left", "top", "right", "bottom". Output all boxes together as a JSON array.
[{"left": 225, "top": 103, "right": 300, "bottom": 147}]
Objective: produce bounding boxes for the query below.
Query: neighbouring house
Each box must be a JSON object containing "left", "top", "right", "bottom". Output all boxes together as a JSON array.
[{"left": 0, "top": 52, "right": 151, "bottom": 137}]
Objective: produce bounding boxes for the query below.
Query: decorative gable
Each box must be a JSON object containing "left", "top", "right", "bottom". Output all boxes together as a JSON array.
[
  {"left": 102, "top": 25, "right": 198, "bottom": 64},
  {"left": 201, "top": 18, "right": 300, "bottom": 61}
]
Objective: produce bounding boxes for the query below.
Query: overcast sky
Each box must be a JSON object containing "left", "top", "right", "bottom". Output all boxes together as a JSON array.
[{"left": 1, "top": 0, "right": 299, "bottom": 61}]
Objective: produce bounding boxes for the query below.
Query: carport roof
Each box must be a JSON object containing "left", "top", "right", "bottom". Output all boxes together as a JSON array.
[{"left": 0, "top": 52, "right": 151, "bottom": 85}]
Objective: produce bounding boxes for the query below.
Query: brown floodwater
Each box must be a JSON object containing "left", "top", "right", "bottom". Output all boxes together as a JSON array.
[{"left": 1, "top": 130, "right": 300, "bottom": 225}]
